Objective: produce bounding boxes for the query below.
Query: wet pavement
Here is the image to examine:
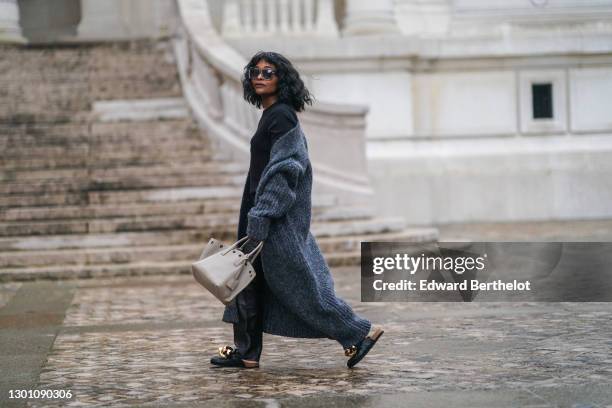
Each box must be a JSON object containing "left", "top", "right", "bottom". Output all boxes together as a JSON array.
[
  {"left": 0, "top": 265, "right": 611, "bottom": 407},
  {"left": 436, "top": 218, "right": 612, "bottom": 242}
]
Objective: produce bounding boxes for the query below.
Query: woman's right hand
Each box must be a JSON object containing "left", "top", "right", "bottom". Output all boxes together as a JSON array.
[{"left": 241, "top": 236, "right": 262, "bottom": 253}]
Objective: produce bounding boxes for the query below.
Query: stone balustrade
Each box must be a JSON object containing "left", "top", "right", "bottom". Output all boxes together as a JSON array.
[
  {"left": 174, "top": 0, "right": 374, "bottom": 208},
  {"left": 221, "top": 0, "right": 338, "bottom": 38}
]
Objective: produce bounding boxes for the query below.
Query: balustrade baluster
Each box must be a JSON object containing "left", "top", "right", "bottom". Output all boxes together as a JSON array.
[
  {"left": 255, "top": 0, "right": 266, "bottom": 34},
  {"left": 290, "top": 0, "right": 302, "bottom": 34},
  {"left": 266, "top": 0, "right": 278, "bottom": 33},
  {"left": 279, "top": 0, "right": 290, "bottom": 33},
  {"left": 242, "top": 0, "right": 254, "bottom": 34},
  {"left": 304, "top": 0, "right": 314, "bottom": 33},
  {"left": 315, "top": 0, "right": 339, "bottom": 36},
  {"left": 221, "top": 0, "right": 242, "bottom": 37}
]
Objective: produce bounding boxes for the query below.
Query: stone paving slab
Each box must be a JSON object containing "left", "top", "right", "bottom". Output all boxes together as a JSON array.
[{"left": 0, "top": 267, "right": 610, "bottom": 407}]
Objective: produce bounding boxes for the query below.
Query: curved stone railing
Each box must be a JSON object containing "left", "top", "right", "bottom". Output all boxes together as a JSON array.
[{"left": 174, "top": 0, "right": 374, "bottom": 208}]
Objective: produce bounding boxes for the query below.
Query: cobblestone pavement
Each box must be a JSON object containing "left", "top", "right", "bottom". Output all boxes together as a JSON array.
[{"left": 1, "top": 264, "right": 611, "bottom": 407}]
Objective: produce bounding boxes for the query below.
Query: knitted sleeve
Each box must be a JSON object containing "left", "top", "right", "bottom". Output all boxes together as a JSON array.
[{"left": 246, "top": 159, "right": 304, "bottom": 241}]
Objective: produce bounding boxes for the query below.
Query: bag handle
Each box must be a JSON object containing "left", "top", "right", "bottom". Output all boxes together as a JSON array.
[
  {"left": 220, "top": 236, "right": 249, "bottom": 256},
  {"left": 245, "top": 240, "right": 264, "bottom": 261},
  {"left": 232, "top": 240, "right": 264, "bottom": 267}
]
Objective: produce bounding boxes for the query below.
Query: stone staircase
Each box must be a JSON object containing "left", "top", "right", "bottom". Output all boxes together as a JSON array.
[{"left": 0, "top": 40, "right": 437, "bottom": 281}]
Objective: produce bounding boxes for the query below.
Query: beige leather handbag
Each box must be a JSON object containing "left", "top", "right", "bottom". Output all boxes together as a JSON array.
[{"left": 191, "top": 236, "right": 263, "bottom": 305}]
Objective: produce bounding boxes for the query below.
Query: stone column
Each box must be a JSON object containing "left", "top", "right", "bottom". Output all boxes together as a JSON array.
[
  {"left": 342, "top": 0, "right": 400, "bottom": 36},
  {"left": 0, "top": 0, "right": 26, "bottom": 43},
  {"left": 315, "top": 0, "right": 339, "bottom": 37},
  {"left": 77, "top": 0, "right": 128, "bottom": 40}
]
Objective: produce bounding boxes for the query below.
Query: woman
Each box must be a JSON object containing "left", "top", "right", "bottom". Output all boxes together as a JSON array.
[{"left": 210, "top": 51, "right": 384, "bottom": 369}]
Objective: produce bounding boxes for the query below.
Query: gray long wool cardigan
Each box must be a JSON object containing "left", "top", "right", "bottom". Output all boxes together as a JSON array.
[{"left": 222, "top": 123, "right": 372, "bottom": 349}]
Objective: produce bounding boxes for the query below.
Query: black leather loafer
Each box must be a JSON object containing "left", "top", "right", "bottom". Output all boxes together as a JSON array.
[
  {"left": 210, "top": 345, "right": 259, "bottom": 369},
  {"left": 345, "top": 326, "right": 384, "bottom": 368}
]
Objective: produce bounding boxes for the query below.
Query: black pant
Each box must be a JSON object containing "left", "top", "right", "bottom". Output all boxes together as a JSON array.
[
  {"left": 233, "top": 192, "right": 265, "bottom": 361},
  {"left": 232, "top": 250, "right": 265, "bottom": 361}
]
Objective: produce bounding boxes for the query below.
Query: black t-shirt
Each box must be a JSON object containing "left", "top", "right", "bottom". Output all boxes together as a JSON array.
[{"left": 248, "top": 101, "right": 298, "bottom": 195}]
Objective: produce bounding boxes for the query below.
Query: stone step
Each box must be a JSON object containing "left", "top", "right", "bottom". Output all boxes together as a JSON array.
[
  {"left": 0, "top": 214, "right": 238, "bottom": 237},
  {"left": 0, "top": 122, "right": 89, "bottom": 137},
  {"left": 0, "top": 136, "right": 89, "bottom": 150},
  {"left": 2, "top": 144, "right": 90, "bottom": 159},
  {"left": 0, "top": 179, "right": 89, "bottom": 195},
  {"left": 0, "top": 111, "right": 90, "bottom": 126},
  {"left": 89, "top": 120, "right": 209, "bottom": 146},
  {"left": 0, "top": 185, "right": 241, "bottom": 208},
  {"left": 92, "top": 143, "right": 213, "bottom": 158},
  {"left": 1, "top": 137, "right": 209, "bottom": 158},
  {"left": 0, "top": 230, "right": 224, "bottom": 252},
  {"left": 0, "top": 150, "right": 219, "bottom": 171},
  {"left": 0, "top": 186, "right": 336, "bottom": 210},
  {"left": 0, "top": 183, "right": 239, "bottom": 208},
  {"left": 0, "top": 39, "right": 172, "bottom": 64},
  {"left": 0, "top": 161, "right": 246, "bottom": 183},
  {"left": 311, "top": 216, "right": 409, "bottom": 237},
  {"left": 0, "top": 228, "right": 438, "bottom": 269},
  {"left": 87, "top": 185, "right": 244, "bottom": 205},
  {"left": 0, "top": 204, "right": 368, "bottom": 236},
  {"left": 90, "top": 161, "right": 247, "bottom": 179},
  {"left": 0, "top": 199, "right": 241, "bottom": 222},
  {"left": 2, "top": 78, "right": 181, "bottom": 106},
  {"left": 312, "top": 206, "right": 375, "bottom": 222},
  {"left": 0, "top": 168, "right": 88, "bottom": 183},
  {"left": 0, "top": 119, "right": 202, "bottom": 145},
  {"left": 0, "top": 173, "right": 244, "bottom": 195},
  {"left": 0, "top": 211, "right": 240, "bottom": 236},
  {"left": 0, "top": 194, "right": 342, "bottom": 223},
  {"left": 1, "top": 82, "right": 90, "bottom": 110},
  {"left": 1, "top": 75, "right": 177, "bottom": 90},
  {"left": 0, "top": 261, "right": 195, "bottom": 281},
  {"left": 89, "top": 80, "right": 182, "bottom": 101},
  {"left": 0, "top": 69, "right": 88, "bottom": 81},
  {"left": 0, "top": 212, "right": 404, "bottom": 239},
  {"left": 0, "top": 192, "right": 89, "bottom": 208},
  {"left": 90, "top": 173, "right": 245, "bottom": 191},
  {"left": 92, "top": 98, "right": 190, "bottom": 122},
  {"left": 86, "top": 188, "right": 337, "bottom": 208},
  {"left": 0, "top": 73, "right": 176, "bottom": 88},
  {"left": 1, "top": 141, "right": 214, "bottom": 160},
  {"left": 1, "top": 90, "right": 180, "bottom": 121}
]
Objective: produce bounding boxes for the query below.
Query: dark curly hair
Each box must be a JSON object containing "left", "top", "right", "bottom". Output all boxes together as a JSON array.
[{"left": 242, "top": 51, "right": 314, "bottom": 112}]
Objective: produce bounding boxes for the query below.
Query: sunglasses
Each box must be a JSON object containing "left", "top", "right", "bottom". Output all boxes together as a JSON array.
[{"left": 247, "top": 67, "right": 277, "bottom": 81}]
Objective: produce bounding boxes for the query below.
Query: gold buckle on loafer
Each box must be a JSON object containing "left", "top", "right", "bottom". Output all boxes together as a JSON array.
[
  {"left": 218, "top": 345, "right": 235, "bottom": 358},
  {"left": 344, "top": 345, "right": 357, "bottom": 358}
]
